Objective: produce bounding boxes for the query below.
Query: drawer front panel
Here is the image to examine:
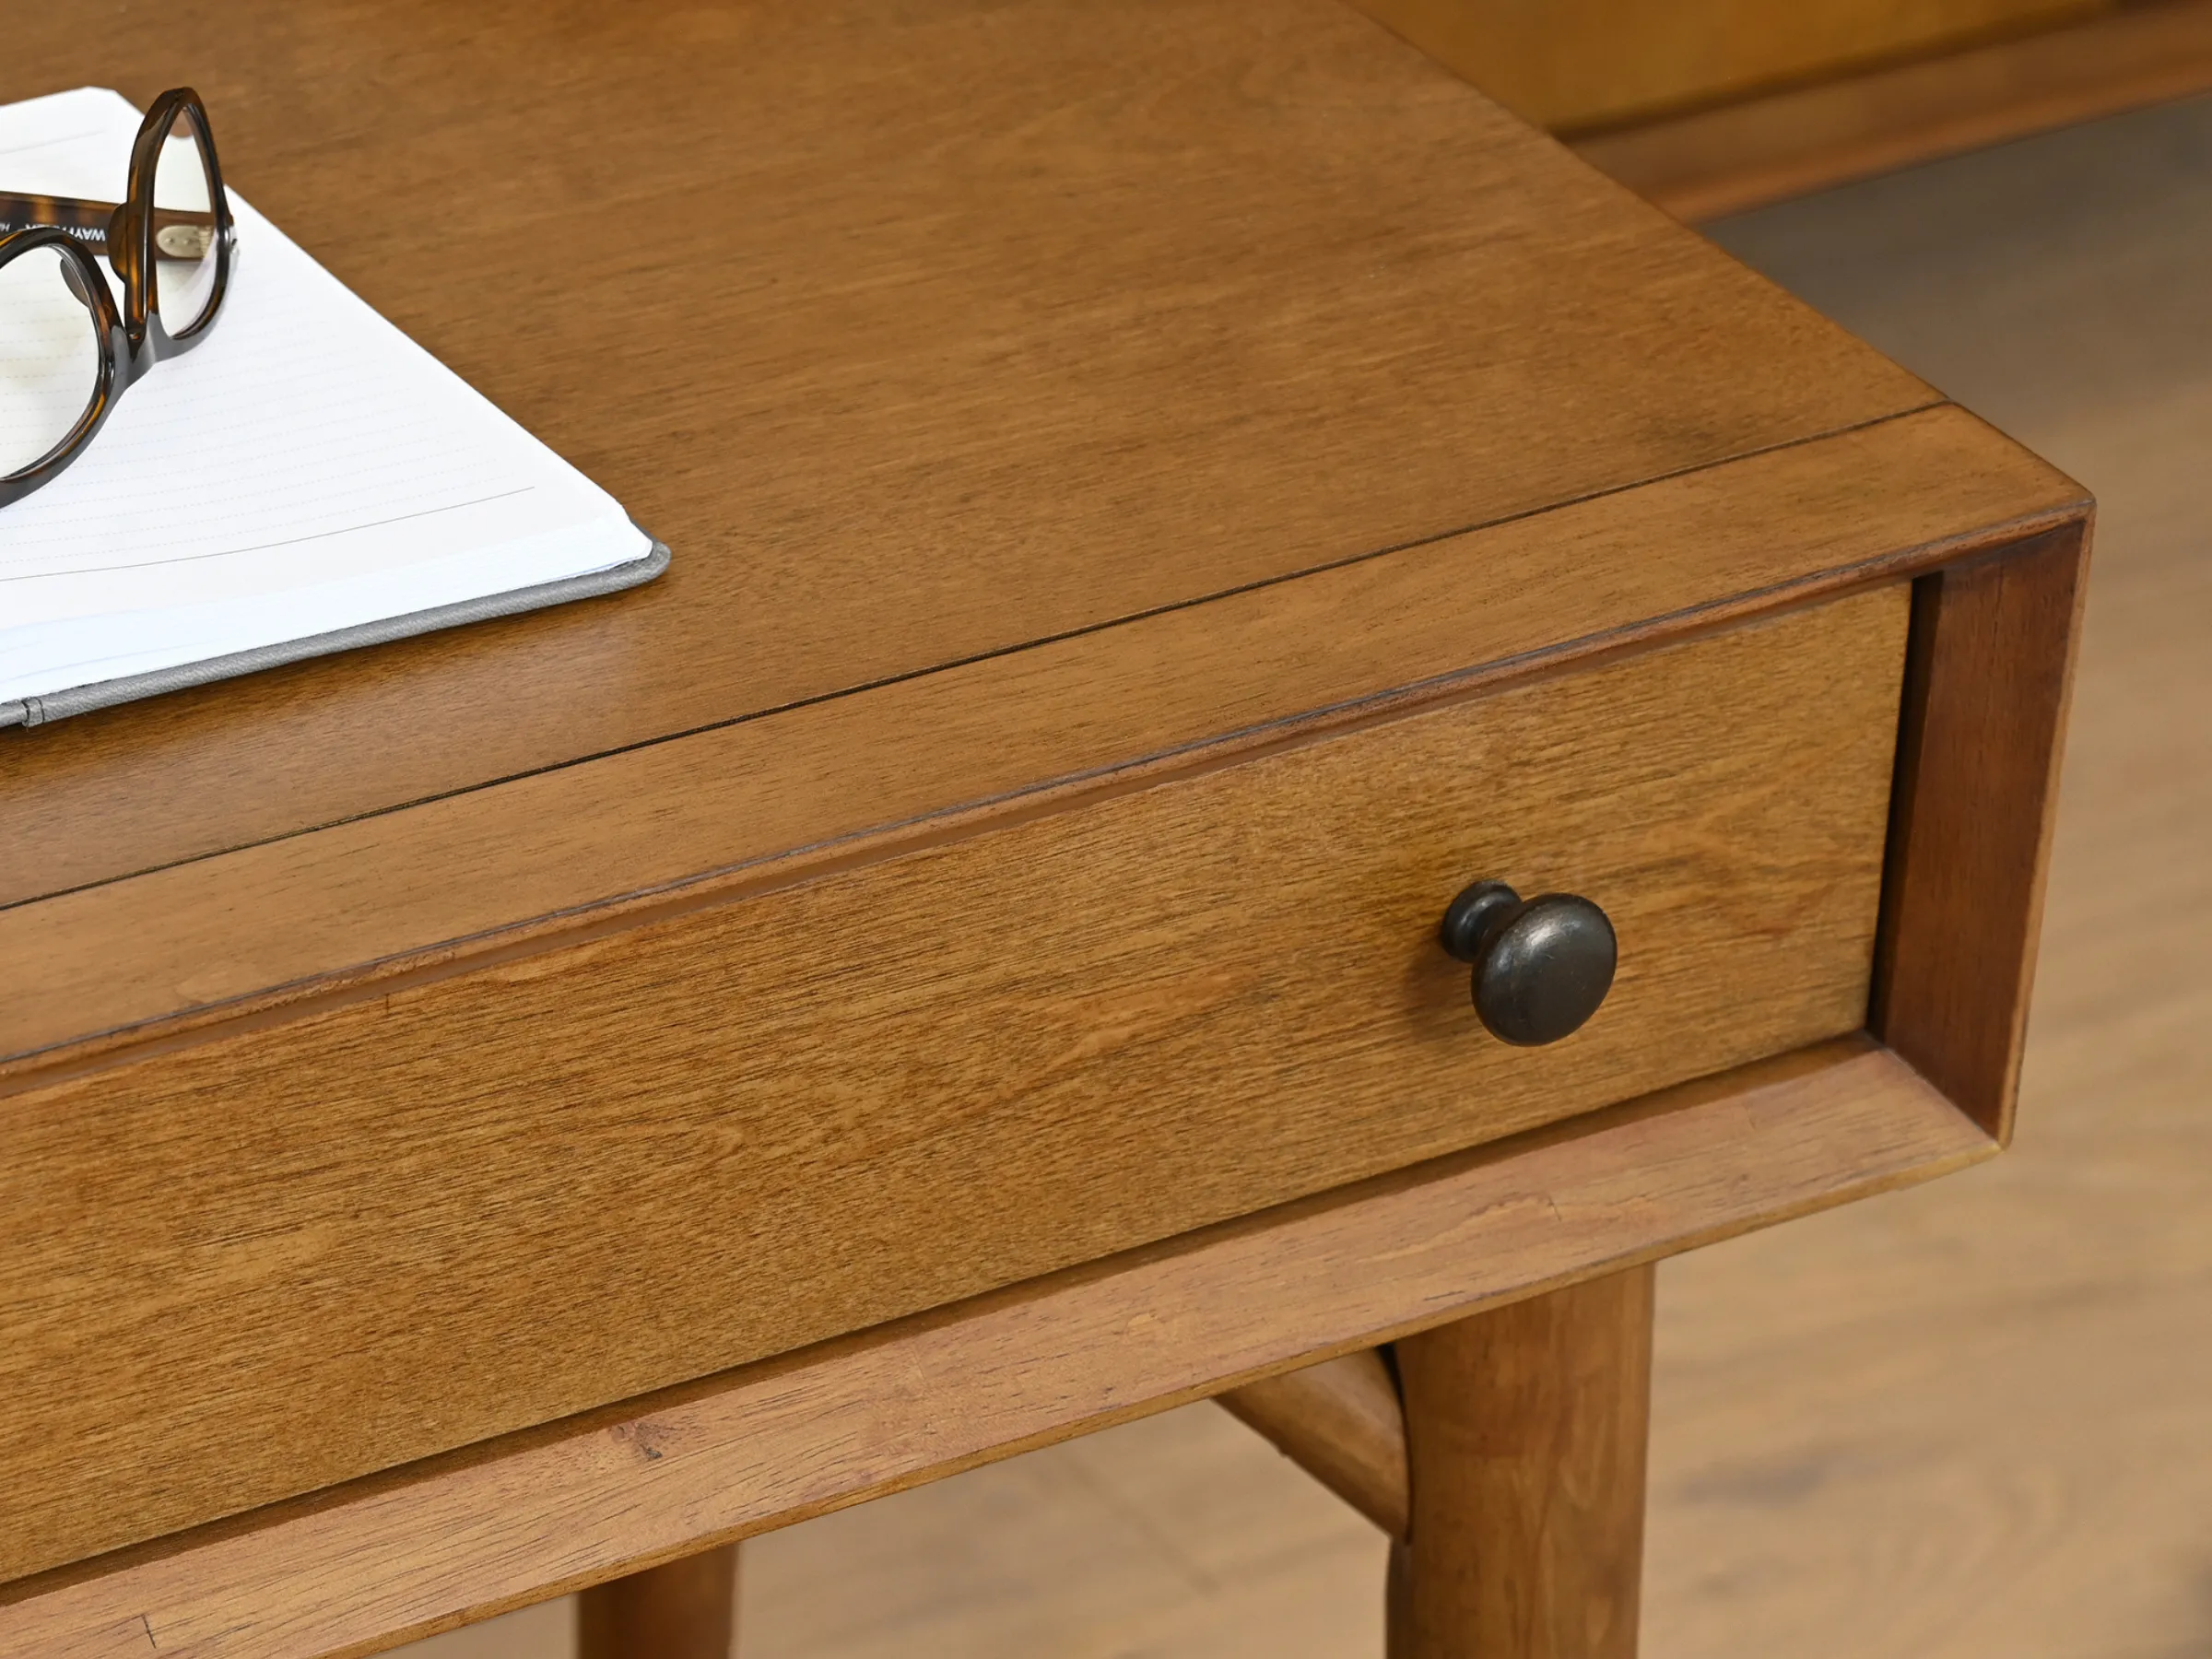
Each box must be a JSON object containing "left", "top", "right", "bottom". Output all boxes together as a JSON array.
[{"left": 1, "top": 585, "right": 1907, "bottom": 1578}]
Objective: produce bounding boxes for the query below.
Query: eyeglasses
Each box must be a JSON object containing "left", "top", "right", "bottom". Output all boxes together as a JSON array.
[{"left": 0, "top": 87, "right": 235, "bottom": 509}]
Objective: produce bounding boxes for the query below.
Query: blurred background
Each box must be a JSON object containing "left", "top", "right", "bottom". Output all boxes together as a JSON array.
[{"left": 410, "top": 8, "right": 2212, "bottom": 1654}]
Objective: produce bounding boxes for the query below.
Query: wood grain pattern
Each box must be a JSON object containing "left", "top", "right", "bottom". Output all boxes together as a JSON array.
[
  {"left": 0, "top": 1037, "right": 1994, "bottom": 1659},
  {"left": 0, "top": 405, "right": 2082, "bottom": 1076},
  {"left": 500, "top": 501, "right": 2154, "bottom": 1659},
  {"left": 1388, "top": 1267, "right": 1654, "bottom": 1659},
  {"left": 412, "top": 104, "right": 2182, "bottom": 1659},
  {"left": 575, "top": 1547, "right": 735, "bottom": 1659},
  {"left": 1345, "top": 0, "right": 2106, "bottom": 130},
  {"left": 0, "top": 589, "right": 1906, "bottom": 1583},
  {"left": 0, "top": 0, "right": 1935, "bottom": 907},
  {"left": 1573, "top": 0, "right": 2212, "bottom": 220},
  {"left": 0, "top": 0, "right": 2095, "bottom": 1641},
  {"left": 1217, "top": 1350, "right": 1410, "bottom": 1538},
  {"left": 1872, "top": 525, "right": 2090, "bottom": 1138}
]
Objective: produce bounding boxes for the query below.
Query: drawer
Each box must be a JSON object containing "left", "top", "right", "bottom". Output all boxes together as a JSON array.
[{"left": 2, "top": 582, "right": 1908, "bottom": 1576}]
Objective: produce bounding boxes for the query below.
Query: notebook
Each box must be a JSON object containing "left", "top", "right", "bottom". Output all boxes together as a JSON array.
[{"left": 0, "top": 88, "right": 665, "bottom": 729}]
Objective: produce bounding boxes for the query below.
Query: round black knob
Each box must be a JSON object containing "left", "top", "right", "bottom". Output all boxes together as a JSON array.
[{"left": 1438, "top": 880, "right": 1617, "bottom": 1046}]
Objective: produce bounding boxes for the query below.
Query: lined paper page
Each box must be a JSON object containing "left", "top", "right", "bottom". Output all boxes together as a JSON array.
[{"left": 0, "top": 88, "right": 652, "bottom": 703}]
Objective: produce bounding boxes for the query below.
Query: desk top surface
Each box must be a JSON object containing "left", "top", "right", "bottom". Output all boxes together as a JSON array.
[
  {"left": 0, "top": 0, "right": 2077, "bottom": 1072},
  {"left": 0, "top": 0, "right": 1931, "bottom": 878}
]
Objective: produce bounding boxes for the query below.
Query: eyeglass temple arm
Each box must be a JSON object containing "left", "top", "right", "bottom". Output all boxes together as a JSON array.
[{"left": 0, "top": 192, "right": 217, "bottom": 260}]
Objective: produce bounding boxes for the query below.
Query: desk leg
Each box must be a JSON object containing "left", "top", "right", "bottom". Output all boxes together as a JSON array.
[
  {"left": 1387, "top": 1265, "right": 1653, "bottom": 1659},
  {"left": 576, "top": 1541, "right": 739, "bottom": 1659}
]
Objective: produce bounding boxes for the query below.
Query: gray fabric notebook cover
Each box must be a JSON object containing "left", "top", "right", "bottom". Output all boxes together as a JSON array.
[{"left": 0, "top": 537, "right": 669, "bottom": 730}]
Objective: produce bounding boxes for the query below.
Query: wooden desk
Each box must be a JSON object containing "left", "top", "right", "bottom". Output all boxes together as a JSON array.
[{"left": 0, "top": 2, "right": 2086, "bottom": 1654}]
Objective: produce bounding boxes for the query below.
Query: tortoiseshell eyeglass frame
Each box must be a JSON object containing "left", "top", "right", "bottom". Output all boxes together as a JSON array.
[{"left": 0, "top": 87, "right": 235, "bottom": 509}]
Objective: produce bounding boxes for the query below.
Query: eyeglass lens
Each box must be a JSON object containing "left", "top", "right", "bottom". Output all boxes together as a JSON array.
[
  {"left": 154, "top": 109, "right": 218, "bottom": 334},
  {"left": 0, "top": 245, "right": 101, "bottom": 479}
]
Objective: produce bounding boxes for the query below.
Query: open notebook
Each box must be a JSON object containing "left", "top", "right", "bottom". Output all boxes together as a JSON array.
[{"left": 0, "top": 88, "right": 665, "bottom": 728}]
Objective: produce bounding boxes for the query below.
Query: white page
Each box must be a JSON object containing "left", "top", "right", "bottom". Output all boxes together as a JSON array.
[{"left": 0, "top": 88, "right": 653, "bottom": 704}]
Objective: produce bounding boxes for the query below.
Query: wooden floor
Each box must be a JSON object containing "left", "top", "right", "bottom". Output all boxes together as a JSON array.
[{"left": 404, "top": 96, "right": 2212, "bottom": 1659}]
